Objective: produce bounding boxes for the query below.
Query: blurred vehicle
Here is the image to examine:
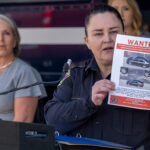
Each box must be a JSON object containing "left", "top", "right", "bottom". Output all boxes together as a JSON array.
[
  {"left": 126, "top": 79, "right": 144, "bottom": 87},
  {"left": 127, "top": 56, "right": 150, "bottom": 68}
]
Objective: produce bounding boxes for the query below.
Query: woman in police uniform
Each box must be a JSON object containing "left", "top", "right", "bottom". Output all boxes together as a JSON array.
[{"left": 44, "top": 4, "right": 150, "bottom": 149}]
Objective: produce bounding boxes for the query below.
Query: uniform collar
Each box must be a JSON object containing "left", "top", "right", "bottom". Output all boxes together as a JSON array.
[
  {"left": 85, "top": 57, "right": 99, "bottom": 72},
  {"left": 85, "top": 57, "right": 111, "bottom": 79}
]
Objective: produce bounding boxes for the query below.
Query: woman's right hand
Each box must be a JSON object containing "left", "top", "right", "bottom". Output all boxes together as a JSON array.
[{"left": 91, "top": 79, "right": 115, "bottom": 106}]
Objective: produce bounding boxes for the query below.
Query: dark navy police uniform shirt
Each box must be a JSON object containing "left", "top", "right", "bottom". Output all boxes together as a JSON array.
[{"left": 44, "top": 57, "right": 150, "bottom": 148}]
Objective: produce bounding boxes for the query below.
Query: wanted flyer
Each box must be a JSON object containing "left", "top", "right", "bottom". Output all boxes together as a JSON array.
[{"left": 108, "top": 34, "right": 150, "bottom": 110}]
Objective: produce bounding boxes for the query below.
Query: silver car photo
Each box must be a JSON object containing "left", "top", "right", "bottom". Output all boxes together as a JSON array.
[
  {"left": 127, "top": 80, "right": 144, "bottom": 87},
  {"left": 127, "top": 56, "right": 150, "bottom": 68}
]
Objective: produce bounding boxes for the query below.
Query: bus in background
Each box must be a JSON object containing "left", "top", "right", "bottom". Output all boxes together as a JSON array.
[{"left": 0, "top": 0, "right": 102, "bottom": 83}]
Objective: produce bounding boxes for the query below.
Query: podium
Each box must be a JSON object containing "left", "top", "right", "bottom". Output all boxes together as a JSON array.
[
  {"left": 0, "top": 120, "right": 148, "bottom": 150},
  {"left": 0, "top": 120, "right": 55, "bottom": 150}
]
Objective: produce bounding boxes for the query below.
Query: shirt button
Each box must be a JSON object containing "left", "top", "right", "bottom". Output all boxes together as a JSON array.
[{"left": 74, "top": 115, "right": 78, "bottom": 120}]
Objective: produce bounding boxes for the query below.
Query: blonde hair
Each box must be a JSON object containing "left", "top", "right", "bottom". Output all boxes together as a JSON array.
[{"left": 108, "top": 0, "right": 148, "bottom": 36}]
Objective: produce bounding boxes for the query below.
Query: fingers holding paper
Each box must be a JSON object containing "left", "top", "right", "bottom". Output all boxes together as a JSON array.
[{"left": 91, "top": 79, "right": 115, "bottom": 106}]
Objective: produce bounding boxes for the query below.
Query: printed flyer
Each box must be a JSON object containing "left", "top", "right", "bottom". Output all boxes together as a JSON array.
[{"left": 108, "top": 34, "right": 150, "bottom": 110}]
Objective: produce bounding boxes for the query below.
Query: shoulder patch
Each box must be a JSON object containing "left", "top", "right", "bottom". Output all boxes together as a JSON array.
[{"left": 58, "top": 72, "right": 70, "bottom": 87}]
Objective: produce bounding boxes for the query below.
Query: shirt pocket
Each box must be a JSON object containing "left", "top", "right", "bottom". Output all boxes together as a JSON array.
[{"left": 112, "top": 108, "right": 149, "bottom": 135}]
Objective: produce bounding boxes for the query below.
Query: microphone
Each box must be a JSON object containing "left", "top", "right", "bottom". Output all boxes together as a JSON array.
[
  {"left": 0, "top": 59, "right": 72, "bottom": 95},
  {"left": 60, "top": 59, "right": 72, "bottom": 80},
  {"left": 0, "top": 81, "right": 60, "bottom": 95}
]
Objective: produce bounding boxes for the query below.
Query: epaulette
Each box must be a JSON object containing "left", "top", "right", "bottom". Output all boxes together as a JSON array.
[
  {"left": 58, "top": 59, "right": 91, "bottom": 87},
  {"left": 70, "top": 59, "right": 90, "bottom": 69}
]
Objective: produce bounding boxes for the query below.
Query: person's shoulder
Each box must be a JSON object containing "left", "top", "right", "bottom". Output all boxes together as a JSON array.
[
  {"left": 16, "top": 58, "right": 36, "bottom": 70},
  {"left": 68, "top": 59, "right": 91, "bottom": 77},
  {"left": 57, "top": 59, "right": 91, "bottom": 87},
  {"left": 15, "top": 58, "right": 40, "bottom": 76},
  {"left": 15, "top": 58, "right": 32, "bottom": 68},
  {"left": 70, "top": 59, "right": 91, "bottom": 70},
  {"left": 13, "top": 58, "right": 43, "bottom": 84}
]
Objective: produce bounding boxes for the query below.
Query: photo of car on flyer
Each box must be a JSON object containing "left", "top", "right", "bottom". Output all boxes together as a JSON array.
[{"left": 119, "top": 51, "right": 150, "bottom": 90}]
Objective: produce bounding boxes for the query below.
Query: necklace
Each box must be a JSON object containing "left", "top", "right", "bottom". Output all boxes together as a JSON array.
[{"left": 0, "top": 61, "right": 13, "bottom": 70}]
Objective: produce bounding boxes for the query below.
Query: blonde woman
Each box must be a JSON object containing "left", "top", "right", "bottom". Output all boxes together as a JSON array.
[{"left": 108, "top": 0, "right": 149, "bottom": 36}]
